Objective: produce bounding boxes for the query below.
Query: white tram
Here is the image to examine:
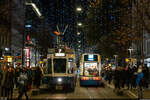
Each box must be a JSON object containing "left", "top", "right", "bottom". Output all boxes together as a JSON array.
[{"left": 42, "top": 48, "right": 76, "bottom": 91}]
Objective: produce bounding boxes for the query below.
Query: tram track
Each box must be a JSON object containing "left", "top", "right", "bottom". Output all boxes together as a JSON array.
[{"left": 86, "top": 87, "right": 95, "bottom": 99}]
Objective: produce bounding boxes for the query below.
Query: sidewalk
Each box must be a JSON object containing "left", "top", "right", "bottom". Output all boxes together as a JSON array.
[{"left": 104, "top": 80, "right": 150, "bottom": 99}]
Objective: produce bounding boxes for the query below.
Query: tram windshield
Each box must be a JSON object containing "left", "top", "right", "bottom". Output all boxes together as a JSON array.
[{"left": 54, "top": 59, "right": 66, "bottom": 73}]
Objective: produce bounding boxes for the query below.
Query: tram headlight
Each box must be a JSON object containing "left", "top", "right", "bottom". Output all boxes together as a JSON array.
[{"left": 57, "top": 78, "right": 62, "bottom": 82}]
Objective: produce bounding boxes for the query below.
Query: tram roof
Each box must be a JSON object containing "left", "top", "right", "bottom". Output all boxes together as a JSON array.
[{"left": 48, "top": 48, "right": 75, "bottom": 54}]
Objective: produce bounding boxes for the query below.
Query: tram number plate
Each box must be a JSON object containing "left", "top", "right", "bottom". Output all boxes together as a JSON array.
[{"left": 56, "top": 85, "right": 63, "bottom": 90}]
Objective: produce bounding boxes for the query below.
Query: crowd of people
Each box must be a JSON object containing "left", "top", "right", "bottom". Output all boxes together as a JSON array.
[
  {"left": 0, "top": 64, "right": 43, "bottom": 100},
  {"left": 102, "top": 64, "right": 149, "bottom": 90}
]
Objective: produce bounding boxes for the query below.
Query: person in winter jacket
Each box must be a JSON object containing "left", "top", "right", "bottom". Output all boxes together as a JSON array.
[
  {"left": 0, "top": 69, "right": 3, "bottom": 96},
  {"left": 1, "top": 64, "right": 8, "bottom": 97},
  {"left": 5, "top": 67, "right": 15, "bottom": 99},
  {"left": 136, "top": 66, "right": 144, "bottom": 86},
  {"left": 17, "top": 68, "right": 28, "bottom": 100}
]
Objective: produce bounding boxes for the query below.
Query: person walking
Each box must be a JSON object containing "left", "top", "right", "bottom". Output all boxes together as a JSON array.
[
  {"left": 34, "top": 67, "right": 42, "bottom": 88},
  {"left": 17, "top": 68, "right": 28, "bottom": 100},
  {"left": 5, "top": 67, "right": 15, "bottom": 99},
  {"left": 114, "top": 66, "right": 120, "bottom": 89},
  {"left": 136, "top": 65, "right": 144, "bottom": 99},
  {"left": 120, "top": 67, "right": 126, "bottom": 89},
  {"left": 15, "top": 66, "right": 21, "bottom": 89},
  {"left": 1, "top": 64, "right": 8, "bottom": 97},
  {"left": 26, "top": 67, "right": 32, "bottom": 92},
  {"left": 126, "top": 66, "right": 132, "bottom": 89},
  {"left": 131, "top": 66, "right": 137, "bottom": 89},
  {"left": 107, "top": 67, "right": 113, "bottom": 84},
  {"left": 142, "top": 64, "right": 149, "bottom": 88},
  {"left": 0, "top": 69, "right": 3, "bottom": 97}
]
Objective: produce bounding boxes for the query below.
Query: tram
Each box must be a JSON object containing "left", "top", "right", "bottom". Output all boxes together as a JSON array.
[
  {"left": 42, "top": 48, "right": 76, "bottom": 91},
  {"left": 79, "top": 53, "right": 102, "bottom": 86}
]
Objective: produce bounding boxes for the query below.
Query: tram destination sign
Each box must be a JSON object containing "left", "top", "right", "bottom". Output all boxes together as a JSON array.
[{"left": 55, "top": 53, "right": 65, "bottom": 57}]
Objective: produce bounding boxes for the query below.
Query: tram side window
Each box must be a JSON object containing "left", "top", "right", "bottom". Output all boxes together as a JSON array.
[
  {"left": 68, "top": 62, "right": 74, "bottom": 74},
  {"left": 48, "top": 59, "right": 52, "bottom": 74}
]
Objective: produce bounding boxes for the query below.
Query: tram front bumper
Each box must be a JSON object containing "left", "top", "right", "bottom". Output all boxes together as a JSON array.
[{"left": 45, "top": 77, "right": 75, "bottom": 89}]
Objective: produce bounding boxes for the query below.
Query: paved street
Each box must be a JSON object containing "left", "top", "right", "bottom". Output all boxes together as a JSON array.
[
  {"left": 0, "top": 79, "right": 149, "bottom": 99},
  {"left": 10, "top": 80, "right": 133, "bottom": 99}
]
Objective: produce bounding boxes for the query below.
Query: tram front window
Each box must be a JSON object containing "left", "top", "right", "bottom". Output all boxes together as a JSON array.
[{"left": 54, "top": 59, "right": 66, "bottom": 73}]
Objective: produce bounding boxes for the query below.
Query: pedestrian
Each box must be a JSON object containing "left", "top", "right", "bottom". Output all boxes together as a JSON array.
[
  {"left": 17, "top": 68, "right": 28, "bottom": 100},
  {"left": 136, "top": 65, "right": 144, "bottom": 99},
  {"left": 136, "top": 66, "right": 144, "bottom": 87},
  {"left": 131, "top": 66, "right": 137, "bottom": 89},
  {"left": 1, "top": 64, "right": 8, "bottom": 97},
  {"left": 142, "top": 64, "right": 149, "bottom": 88},
  {"left": 26, "top": 67, "right": 32, "bottom": 92},
  {"left": 107, "top": 67, "right": 112, "bottom": 84},
  {"left": 34, "top": 66, "right": 42, "bottom": 88},
  {"left": 0, "top": 69, "right": 3, "bottom": 96},
  {"left": 126, "top": 66, "right": 132, "bottom": 89},
  {"left": 5, "top": 67, "right": 15, "bottom": 99},
  {"left": 15, "top": 65, "right": 21, "bottom": 89},
  {"left": 120, "top": 67, "right": 126, "bottom": 88},
  {"left": 114, "top": 66, "right": 120, "bottom": 89}
]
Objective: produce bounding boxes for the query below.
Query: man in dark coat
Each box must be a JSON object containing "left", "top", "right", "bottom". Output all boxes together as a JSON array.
[
  {"left": 18, "top": 68, "right": 28, "bottom": 100},
  {"left": 5, "top": 67, "right": 15, "bottom": 99},
  {"left": 114, "top": 67, "right": 120, "bottom": 89},
  {"left": 0, "top": 70, "right": 3, "bottom": 96},
  {"left": 26, "top": 67, "right": 32, "bottom": 91},
  {"left": 34, "top": 67, "right": 42, "bottom": 88},
  {"left": 15, "top": 66, "right": 21, "bottom": 88},
  {"left": 142, "top": 64, "right": 149, "bottom": 88},
  {"left": 1, "top": 64, "right": 8, "bottom": 97},
  {"left": 120, "top": 67, "right": 126, "bottom": 88}
]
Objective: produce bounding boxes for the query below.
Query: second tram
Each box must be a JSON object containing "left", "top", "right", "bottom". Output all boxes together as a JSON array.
[{"left": 79, "top": 53, "right": 102, "bottom": 86}]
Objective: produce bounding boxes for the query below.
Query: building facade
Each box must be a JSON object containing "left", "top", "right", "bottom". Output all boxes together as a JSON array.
[{"left": 0, "top": 0, "right": 25, "bottom": 67}]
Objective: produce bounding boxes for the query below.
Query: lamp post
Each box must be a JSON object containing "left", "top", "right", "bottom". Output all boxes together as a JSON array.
[
  {"left": 128, "top": 48, "right": 133, "bottom": 58},
  {"left": 26, "top": 3, "right": 42, "bottom": 18},
  {"left": 113, "top": 55, "right": 118, "bottom": 67}
]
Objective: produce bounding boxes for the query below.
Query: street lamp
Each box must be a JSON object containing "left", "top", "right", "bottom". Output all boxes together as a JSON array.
[
  {"left": 25, "top": 25, "right": 32, "bottom": 28},
  {"left": 76, "top": 7, "right": 82, "bottom": 12},
  {"left": 113, "top": 55, "right": 118, "bottom": 66},
  {"left": 77, "top": 32, "right": 81, "bottom": 35},
  {"left": 128, "top": 48, "right": 134, "bottom": 58},
  {"left": 77, "top": 22, "right": 82, "bottom": 26},
  {"left": 26, "top": 3, "right": 42, "bottom": 18}
]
